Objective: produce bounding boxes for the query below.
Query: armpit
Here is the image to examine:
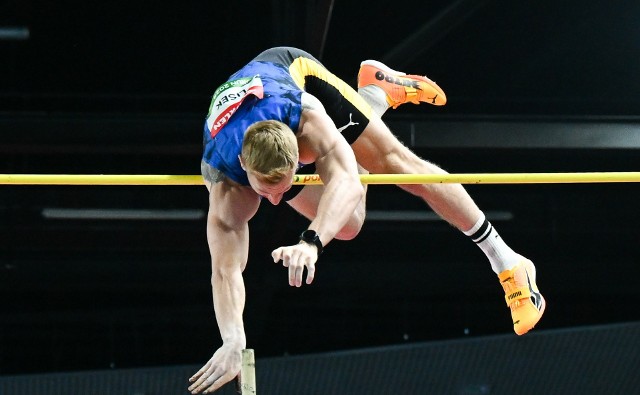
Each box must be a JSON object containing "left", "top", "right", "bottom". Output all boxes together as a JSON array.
[
  {"left": 201, "top": 160, "right": 226, "bottom": 183},
  {"left": 301, "top": 92, "right": 326, "bottom": 112}
]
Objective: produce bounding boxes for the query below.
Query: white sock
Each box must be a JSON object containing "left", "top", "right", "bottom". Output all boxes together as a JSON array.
[
  {"left": 463, "top": 213, "right": 521, "bottom": 274},
  {"left": 357, "top": 85, "right": 389, "bottom": 117}
]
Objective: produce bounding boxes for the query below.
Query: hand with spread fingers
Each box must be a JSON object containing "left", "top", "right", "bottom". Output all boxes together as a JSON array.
[
  {"left": 272, "top": 241, "right": 319, "bottom": 287},
  {"left": 188, "top": 343, "right": 243, "bottom": 394}
]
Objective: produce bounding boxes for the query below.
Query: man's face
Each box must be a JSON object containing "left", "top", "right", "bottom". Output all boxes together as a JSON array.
[{"left": 245, "top": 168, "right": 295, "bottom": 205}]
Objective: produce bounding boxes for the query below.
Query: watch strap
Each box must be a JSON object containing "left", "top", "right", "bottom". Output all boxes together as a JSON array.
[{"left": 299, "top": 230, "right": 323, "bottom": 255}]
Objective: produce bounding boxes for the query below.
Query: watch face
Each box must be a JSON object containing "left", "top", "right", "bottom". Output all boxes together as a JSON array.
[
  {"left": 300, "top": 230, "right": 323, "bottom": 254},
  {"left": 300, "top": 229, "right": 324, "bottom": 255},
  {"left": 301, "top": 230, "right": 318, "bottom": 240}
]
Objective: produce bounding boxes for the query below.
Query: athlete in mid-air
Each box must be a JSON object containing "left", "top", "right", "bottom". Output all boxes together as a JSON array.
[{"left": 189, "top": 47, "right": 545, "bottom": 394}]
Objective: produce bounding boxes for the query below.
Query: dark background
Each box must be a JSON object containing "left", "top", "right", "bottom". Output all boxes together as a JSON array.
[{"left": 1, "top": 0, "right": 639, "bottom": 375}]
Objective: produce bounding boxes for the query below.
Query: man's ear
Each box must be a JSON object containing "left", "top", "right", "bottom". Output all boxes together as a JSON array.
[{"left": 238, "top": 155, "right": 246, "bottom": 171}]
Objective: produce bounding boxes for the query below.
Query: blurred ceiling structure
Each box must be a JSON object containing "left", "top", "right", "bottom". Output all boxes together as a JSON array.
[{"left": 0, "top": 0, "right": 638, "bottom": 116}]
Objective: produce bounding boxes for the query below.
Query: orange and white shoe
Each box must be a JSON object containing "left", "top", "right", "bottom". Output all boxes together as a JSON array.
[
  {"left": 357, "top": 60, "right": 447, "bottom": 108},
  {"left": 499, "top": 258, "right": 546, "bottom": 335}
]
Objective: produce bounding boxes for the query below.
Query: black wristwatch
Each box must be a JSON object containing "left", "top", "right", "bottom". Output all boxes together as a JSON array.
[{"left": 299, "top": 229, "right": 323, "bottom": 255}]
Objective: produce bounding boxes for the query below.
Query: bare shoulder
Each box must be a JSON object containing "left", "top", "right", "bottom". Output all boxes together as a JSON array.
[{"left": 298, "top": 105, "right": 336, "bottom": 138}]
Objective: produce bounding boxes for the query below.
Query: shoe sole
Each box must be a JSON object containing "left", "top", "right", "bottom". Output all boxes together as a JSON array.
[{"left": 516, "top": 260, "right": 546, "bottom": 335}]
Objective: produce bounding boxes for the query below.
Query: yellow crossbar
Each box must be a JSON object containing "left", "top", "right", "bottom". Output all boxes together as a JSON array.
[{"left": 1, "top": 172, "right": 640, "bottom": 185}]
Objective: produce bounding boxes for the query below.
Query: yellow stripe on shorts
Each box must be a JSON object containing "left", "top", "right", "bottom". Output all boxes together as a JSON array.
[{"left": 289, "top": 57, "right": 373, "bottom": 120}]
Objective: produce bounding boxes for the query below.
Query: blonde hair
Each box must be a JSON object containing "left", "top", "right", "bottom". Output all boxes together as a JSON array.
[{"left": 241, "top": 120, "right": 298, "bottom": 184}]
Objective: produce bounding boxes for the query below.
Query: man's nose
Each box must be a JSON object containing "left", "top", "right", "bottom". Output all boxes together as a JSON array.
[{"left": 267, "top": 194, "right": 283, "bottom": 205}]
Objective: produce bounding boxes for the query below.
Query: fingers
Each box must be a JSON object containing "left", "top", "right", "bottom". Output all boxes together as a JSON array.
[
  {"left": 189, "top": 345, "right": 243, "bottom": 394},
  {"left": 272, "top": 244, "right": 317, "bottom": 287},
  {"left": 305, "top": 261, "right": 316, "bottom": 284},
  {"left": 189, "top": 362, "right": 209, "bottom": 383},
  {"left": 290, "top": 255, "right": 316, "bottom": 286},
  {"left": 188, "top": 365, "right": 220, "bottom": 393},
  {"left": 290, "top": 261, "right": 301, "bottom": 287},
  {"left": 281, "top": 248, "right": 307, "bottom": 287},
  {"left": 188, "top": 366, "right": 234, "bottom": 394},
  {"left": 289, "top": 250, "right": 305, "bottom": 287},
  {"left": 271, "top": 248, "right": 283, "bottom": 264}
]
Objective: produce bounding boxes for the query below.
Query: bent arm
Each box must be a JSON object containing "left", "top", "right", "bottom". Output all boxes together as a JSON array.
[{"left": 297, "top": 109, "right": 365, "bottom": 247}]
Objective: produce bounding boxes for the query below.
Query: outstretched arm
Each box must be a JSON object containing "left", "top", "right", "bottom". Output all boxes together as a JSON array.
[{"left": 189, "top": 178, "right": 260, "bottom": 394}]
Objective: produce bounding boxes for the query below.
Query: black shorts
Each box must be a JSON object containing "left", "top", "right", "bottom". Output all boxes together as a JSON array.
[
  {"left": 283, "top": 163, "right": 316, "bottom": 202},
  {"left": 254, "top": 47, "right": 372, "bottom": 145}
]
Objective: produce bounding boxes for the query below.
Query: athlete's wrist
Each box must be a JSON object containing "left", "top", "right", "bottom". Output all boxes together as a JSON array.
[{"left": 299, "top": 229, "right": 323, "bottom": 255}]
